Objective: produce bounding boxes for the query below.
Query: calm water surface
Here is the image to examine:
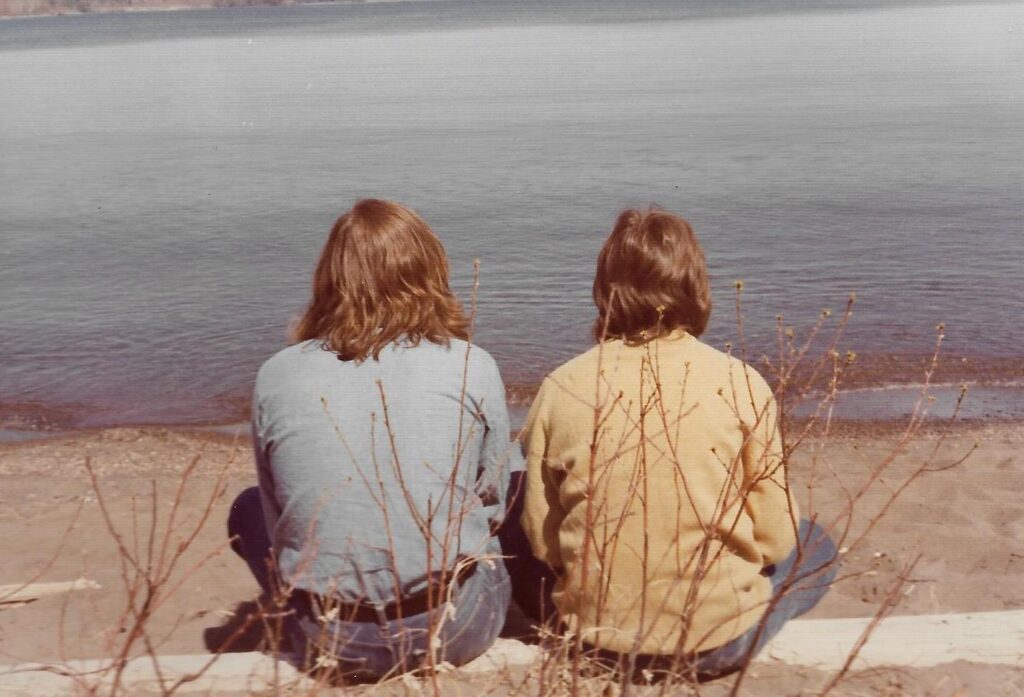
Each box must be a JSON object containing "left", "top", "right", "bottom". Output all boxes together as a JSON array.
[{"left": 1, "top": 0, "right": 1022, "bottom": 428}]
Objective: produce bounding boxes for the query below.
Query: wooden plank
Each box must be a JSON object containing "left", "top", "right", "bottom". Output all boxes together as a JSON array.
[
  {"left": 470, "top": 612, "right": 1024, "bottom": 671},
  {"left": 0, "top": 579, "right": 101, "bottom": 608},
  {"left": 0, "top": 653, "right": 306, "bottom": 696},
  {"left": 458, "top": 637, "right": 541, "bottom": 672},
  {"left": 756, "top": 609, "right": 1024, "bottom": 669}
]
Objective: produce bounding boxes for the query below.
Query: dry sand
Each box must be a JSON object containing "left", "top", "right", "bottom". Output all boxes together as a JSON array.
[{"left": 0, "top": 422, "right": 1021, "bottom": 694}]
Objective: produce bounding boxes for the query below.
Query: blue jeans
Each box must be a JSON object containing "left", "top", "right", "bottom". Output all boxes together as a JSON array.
[
  {"left": 498, "top": 473, "right": 837, "bottom": 680},
  {"left": 228, "top": 487, "right": 511, "bottom": 679},
  {"left": 687, "top": 518, "right": 837, "bottom": 678}
]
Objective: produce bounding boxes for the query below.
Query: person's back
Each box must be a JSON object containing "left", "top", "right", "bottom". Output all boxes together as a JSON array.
[
  {"left": 522, "top": 331, "right": 794, "bottom": 654},
  {"left": 254, "top": 337, "right": 512, "bottom": 602}
]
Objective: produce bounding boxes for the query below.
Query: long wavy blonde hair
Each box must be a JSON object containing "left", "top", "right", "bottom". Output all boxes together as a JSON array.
[{"left": 292, "top": 199, "right": 470, "bottom": 361}]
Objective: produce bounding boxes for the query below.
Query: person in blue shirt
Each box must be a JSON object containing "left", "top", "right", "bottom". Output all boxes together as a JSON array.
[{"left": 228, "top": 198, "right": 520, "bottom": 679}]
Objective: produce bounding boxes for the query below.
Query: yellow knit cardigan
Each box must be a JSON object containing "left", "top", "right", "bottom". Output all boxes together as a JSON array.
[{"left": 520, "top": 331, "right": 799, "bottom": 654}]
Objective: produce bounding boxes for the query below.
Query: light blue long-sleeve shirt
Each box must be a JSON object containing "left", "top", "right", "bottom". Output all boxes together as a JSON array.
[{"left": 251, "top": 338, "right": 522, "bottom": 602}]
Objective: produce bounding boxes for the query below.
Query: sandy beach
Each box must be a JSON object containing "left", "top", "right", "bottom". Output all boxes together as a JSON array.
[{"left": 1, "top": 420, "right": 1021, "bottom": 694}]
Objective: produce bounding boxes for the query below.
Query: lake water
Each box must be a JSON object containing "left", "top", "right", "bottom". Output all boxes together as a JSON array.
[{"left": 1, "top": 0, "right": 1022, "bottom": 430}]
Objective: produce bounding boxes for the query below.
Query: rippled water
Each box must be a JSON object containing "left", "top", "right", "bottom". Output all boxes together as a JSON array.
[{"left": 1, "top": 0, "right": 1022, "bottom": 429}]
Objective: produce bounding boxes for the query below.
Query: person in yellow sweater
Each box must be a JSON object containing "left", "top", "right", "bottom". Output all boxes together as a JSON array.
[{"left": 498, "top": 207, "right": 837, "bottom": 679}]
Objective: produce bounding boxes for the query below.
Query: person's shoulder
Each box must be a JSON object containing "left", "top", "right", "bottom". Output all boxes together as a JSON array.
[
  {"left": 543, "top": 343, "right": 609, "bottom": 392},
  {"left": 692, "top": 341, "right": 773, "bottom": 399},
  {"left": 398, "top": 338, "right": 502, "bottom": 384},
  {"left": 447, "top": 338, "right": 496, "bottom": 365},
  {"left": 255, "top": 340, "right": 326, "bottom": 387},
  {"left": 727, "top": 355, "right": 772, "bottom": 395},
  {"left": 452, "top": 339, "right": 503, "bottom": 382},
  {"left": 548, "top": 345, "right": 591, "bottom": 378},
  {"left": 432, "top": 337, "right": 495, "bottom": 370}
]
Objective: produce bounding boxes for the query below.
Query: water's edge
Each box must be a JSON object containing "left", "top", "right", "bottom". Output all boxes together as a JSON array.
[{"left": 3, "top": 382, "right": 1023, "bottom": 445}]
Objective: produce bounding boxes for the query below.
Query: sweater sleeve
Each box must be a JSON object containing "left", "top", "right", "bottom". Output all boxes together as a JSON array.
[
  {"left": 739, "top": 373, "right": 799, "bottom": 566},
  {"left": 520, "top": 377, "right": 566, "bottom": 570}
]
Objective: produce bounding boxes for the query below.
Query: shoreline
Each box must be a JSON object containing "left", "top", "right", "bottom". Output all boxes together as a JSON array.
[
  {"left": 1, "top": 0, "right": 1010, "bottom": 21},
  {"left": 3, "top": 371, "right": 1024, "bottom": 443},
  {"left": 0, "top": 0, "right": 428, "bottom": 21},
  {"left": 4, "top": 345, "right": 1021, "bottom": 436},
  {"left": 2, "top": 397, "right": 1022, "bottom": 447}
]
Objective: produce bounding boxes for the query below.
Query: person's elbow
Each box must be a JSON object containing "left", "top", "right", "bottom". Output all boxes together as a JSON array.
[{"left": 756, "top": 514, "right": 799, "bottom": 565}]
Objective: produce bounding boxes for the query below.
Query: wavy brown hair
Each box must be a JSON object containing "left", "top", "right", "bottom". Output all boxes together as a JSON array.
[
  {"left": 292, "top": 199, "right": 470, "bottom": 362},
  {"left": 593, "top": 207, "right": 712, "bottom": 343}
]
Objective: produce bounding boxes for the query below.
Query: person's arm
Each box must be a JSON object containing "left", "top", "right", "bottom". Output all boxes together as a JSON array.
[
  {"left": 520, "top": 377, "right": 566, "bottom": 569},
  {"left": 251, "top": 397, "right": 283, "bottom": 541},
  {"left": 739, "top": 374, "right": 799, "bottom": 566},
  {"left": 474, "top": 357, "right": 523, "bottom": 528}
]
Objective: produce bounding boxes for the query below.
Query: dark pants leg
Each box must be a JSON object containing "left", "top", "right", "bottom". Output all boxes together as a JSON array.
[
  {"left": 228, "top": 487, "right": 309, "bottom": 658},
  {"left": 497, "top": 471, "right": 561, "bottom": 624},
  {"left": 228, "top": 486, "right": 276, "bottom": 595}
]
